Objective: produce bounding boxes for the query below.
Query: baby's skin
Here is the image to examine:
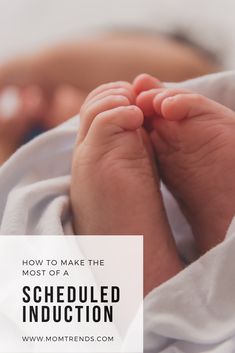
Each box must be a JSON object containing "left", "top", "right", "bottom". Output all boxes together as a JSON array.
[
  {"left": 70, "top": 81, "right": 183, "bottom": 295},
  {"left": 71, "top": 74, "right": 235, "bottom": 293},
  {"left": 134, "top": 74, "right": 235, "bottom": 254}
]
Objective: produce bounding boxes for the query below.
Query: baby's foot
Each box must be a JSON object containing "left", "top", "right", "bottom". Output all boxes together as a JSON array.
[
  {"left": 135, "top": 75, "right": 235, "bottom": 254},
  {"left": 71, "top": 81, "right": 183, "bottom": 294}
]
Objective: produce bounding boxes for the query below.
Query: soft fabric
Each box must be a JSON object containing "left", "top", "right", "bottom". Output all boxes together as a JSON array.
[
  {"left": 0, "top": 71, "right": 235, "bottom": 352},
  {"left": 144, "top": 218, "right": 235, "bottom": 353}
]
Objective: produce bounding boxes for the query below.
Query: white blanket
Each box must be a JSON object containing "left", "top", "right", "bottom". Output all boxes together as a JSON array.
[{"left": 0, "top": 71, "right": 235, "bottom": 352}]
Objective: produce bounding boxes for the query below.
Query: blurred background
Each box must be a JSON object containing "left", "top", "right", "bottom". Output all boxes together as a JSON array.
[
  {"left": 0, "top": 0, "right": 234, "bottom": 163},
  {"left": 0, "top": 0, "right": 232, "bottom": 65}
]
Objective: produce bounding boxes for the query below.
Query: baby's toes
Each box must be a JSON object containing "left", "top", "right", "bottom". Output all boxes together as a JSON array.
[
  {"left": 136, "top": 88, "right": 165, "bottom": 116},
  {"left": 86, "top": 105, "right": 144, "bottom": 143},
  {"left": 136, "top": 87, "right": 191, "bottom": 117},
  {"left": 84, "top": 81, "right": 135, "bottom": 105},
  {"left": 159, "top": 91, "right": 234, "bottom": 121},
  {"left": 84, "top": 87, "right": 135, "bottom": 108},
  {"left": 152, "top": 88, "right": 192, "bottom": 116},
  {"left": 78, "top": 82, "right": 136, "bottom": 142},
  {"left": 133, "top": 73, "right": 163, "bottom": 95},
  {"left": 78, "top": 95, "right": 131, "bottom": 143}
]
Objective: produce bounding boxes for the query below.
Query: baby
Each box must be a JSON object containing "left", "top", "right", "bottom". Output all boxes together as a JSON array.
[{"left": 70, "top": 74, "right": 235, "bottom": 295}]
